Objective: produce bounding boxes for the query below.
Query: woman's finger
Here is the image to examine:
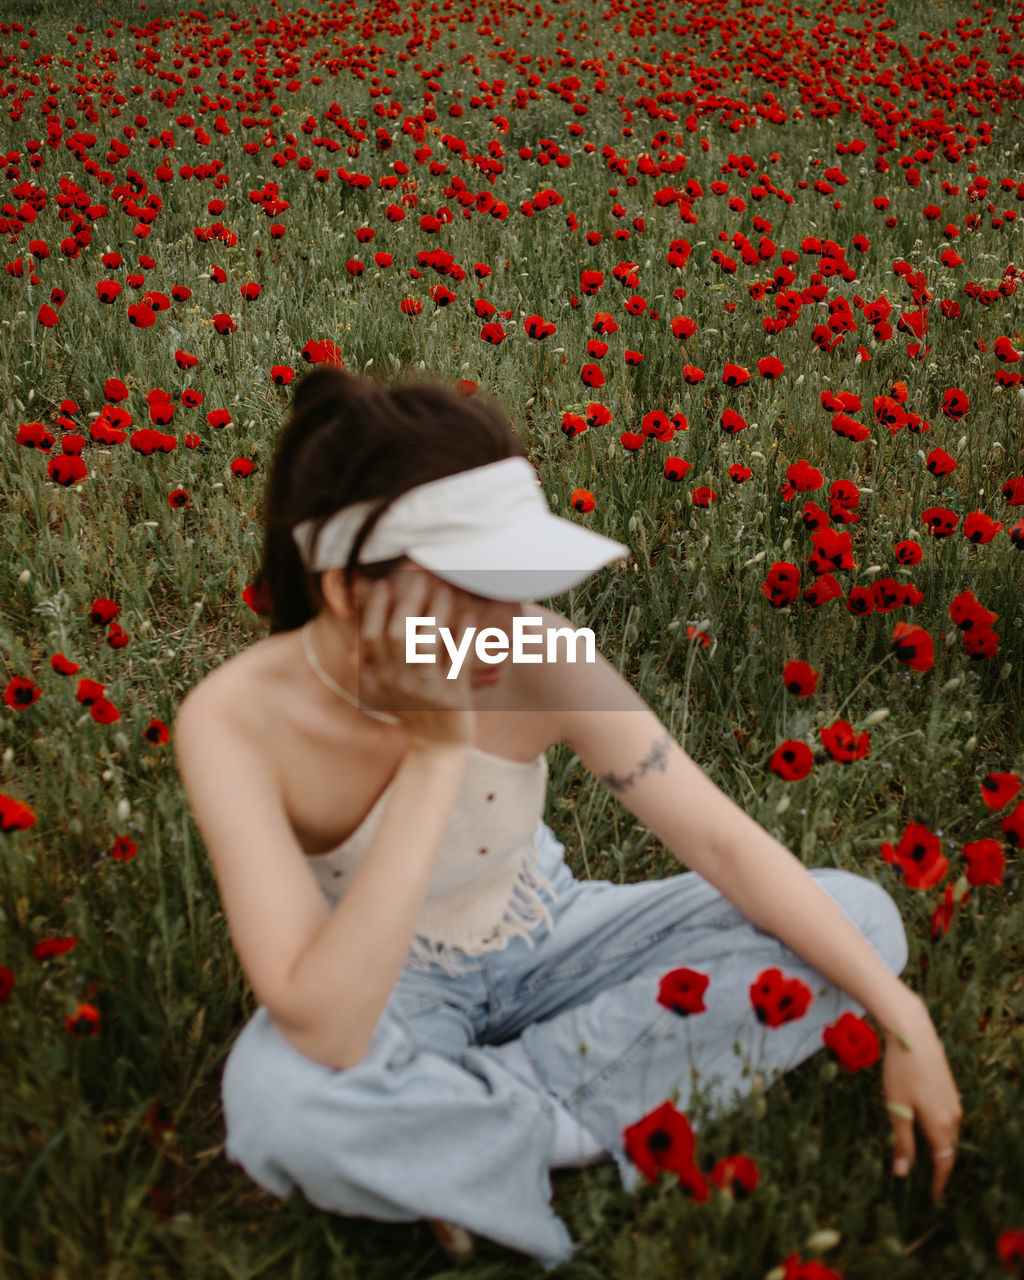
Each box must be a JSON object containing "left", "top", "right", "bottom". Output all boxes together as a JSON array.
[
  {"left": 929, "top": 1142, "right": 957, "bottom": 1204},
  {"left": 360, "top": 579, "right": 398, "bottom": 697},
  {"left": 885, "top": 1102, "right": 916, "bottom": 1179},
  {"left": 918, "top": 1109, "right": 960, "bottom": 1203}
]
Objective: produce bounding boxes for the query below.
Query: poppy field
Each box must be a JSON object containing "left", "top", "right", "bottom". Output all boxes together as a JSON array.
[{"left": 3, "top": 0, "right": 1024, "bottom": 1272}]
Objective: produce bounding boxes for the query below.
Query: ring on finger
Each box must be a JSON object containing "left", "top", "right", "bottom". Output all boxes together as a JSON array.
[{"left": 885, "top": 1102, "right": 914, "bottom": 1121}]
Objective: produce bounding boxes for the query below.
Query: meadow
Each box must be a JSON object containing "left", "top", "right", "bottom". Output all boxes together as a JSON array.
[{"left": 1, "top": 0, "right": 1024, "bottom": 1274}]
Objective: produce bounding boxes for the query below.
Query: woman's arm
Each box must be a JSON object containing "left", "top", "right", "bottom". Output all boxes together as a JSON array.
[
  {"left": 557, "top": 671, "right": 919, "bottom": 1037},
  {"left": 527, "top": 607, "right": 961, "bottom": 1196}
]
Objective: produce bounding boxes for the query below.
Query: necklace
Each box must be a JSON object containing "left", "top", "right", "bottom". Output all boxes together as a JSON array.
[{"left": 301, "top": 619, "right": 404, "bottom": 725}]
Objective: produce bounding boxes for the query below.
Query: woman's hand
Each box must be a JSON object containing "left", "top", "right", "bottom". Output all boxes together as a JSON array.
[
  {"left": 880, "top": 990, "right": 963, "bottom": 1203},
  {"left": 357, "top": 569, "right": 480, "bottom": 752}
]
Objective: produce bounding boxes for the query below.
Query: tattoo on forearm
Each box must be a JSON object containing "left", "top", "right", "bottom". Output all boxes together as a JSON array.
[{"left": 598, "top": 732, "right": 672, "bottom": 795}]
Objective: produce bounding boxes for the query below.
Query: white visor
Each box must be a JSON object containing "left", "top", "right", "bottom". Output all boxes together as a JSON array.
[{"left": 291, "top": 455, "right": 630, "bottom": 602}]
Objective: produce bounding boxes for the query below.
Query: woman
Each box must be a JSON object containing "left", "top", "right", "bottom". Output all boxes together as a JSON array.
[{"left": 173, "top": 367, "right": 961, "bottom": 1271}]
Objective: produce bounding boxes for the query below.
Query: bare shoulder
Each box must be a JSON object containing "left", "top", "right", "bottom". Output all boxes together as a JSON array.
[{"left": 175, "top": 640, "right": 277, "bottom": 739}]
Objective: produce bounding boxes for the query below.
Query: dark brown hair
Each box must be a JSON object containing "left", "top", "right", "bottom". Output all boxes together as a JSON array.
[{"left": 251, "top": 366, "right": 528, "bottom": 634}]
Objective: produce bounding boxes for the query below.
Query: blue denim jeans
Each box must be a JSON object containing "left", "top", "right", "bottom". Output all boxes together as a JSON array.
[{"left": 221, "top": 820, "right": 908, "bottom": 1271}]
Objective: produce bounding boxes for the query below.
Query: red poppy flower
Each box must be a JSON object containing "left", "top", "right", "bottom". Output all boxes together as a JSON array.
[
  {"left": 640, "top": 411, "right": 672, "bottom": 441},
  {"left": 920, "top": 507, "right": 959, "bottom": 539},
  {"left": 570, "top": 489, "right": 595, "bottom": 513},
  {"left": 581, "top": 364, "right": 605, "bottom": 388},
  {"left": 592, "top": 312, "right": 618, "bottom": 334},
  {"left": 980, "top": 774, "right": 1021, "bottom": 811},
  {"left": 993, "top": 336, "right": 1022, "bottom": 363},
  {"left": 722, "top": 362, "right": 750, "bottom": 387},
  {"left": 33, "top": 936, "right": 77, "bottom": 961},
  {"left": 710, "top": 1154, "right": 759, "bottom": 1200},
  {"left": 823, "top": 1012, "right": 881, "bottom": 1071},
  {"left": 97, "top": 280, "right": 122, "bottom": 303},
  {"left": 271, "top": 365, "right": 294, "bottom": 386},
  {"left": 670, "top": 315, "right": 697, "bottom": 340},
  {"left": 110, "top": 835, "right": 139, "bottom": 860},
  {"left": 211, "top": 313, "right": 236, "bottom": 334},
  {"left": 682, "top": 365, "right": 705, "bottom": 384},
  {"left": 749, "top": 967, "right": 813, "bottom": 1027},
  {"left": 997, "top": 1229, "right": 1024, "bottom": 1274},
  {"left": 941, "top": 388, "right": 969, "bottom": 419},
  {"left": 127, "top": 303, "right": 155, "bottom": 328},
  {"left": 963, "top": 838, "right": 1005, "bottom": 887},
  {"left": 881, "top": 823, "right": 948, "bottom": 890},
  {"left": 523, "top": 314, "right": 556, "bottom": 339},
  {"left": 664, "top": 457, "right": 692, "bottom": 482},
  {"left": 0, "top": 789, "right": 36, "bottom": 832},
  {"left": 480, "top": 322, "right": 506, "bottom": 344},
  {"left": 622, "top": 1099, "right": 707, "bottom": 1198},
  {"left": 769, "top": 740, "right": 813, "bottom": 781},
  {"left": 656, "top": 967, "right": 709, "bottom": 1016},
  {"left": 67, "top": 1003, "right": 101, "bottom": 1037},
  {"left": 782, "top": 660, "right": 820, "bottom": 696},
  {"left": 820, "top": 719, "right": 871, "bottom": 764}
]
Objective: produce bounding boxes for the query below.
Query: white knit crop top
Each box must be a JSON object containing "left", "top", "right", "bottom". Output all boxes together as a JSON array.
[{"left": 304, "top": 747, "right": 561, "bottom": 977}]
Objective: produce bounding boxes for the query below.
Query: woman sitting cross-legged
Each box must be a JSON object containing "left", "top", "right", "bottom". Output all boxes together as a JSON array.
[{"left": 172, "top": 367, "right": 962, "bottom": 1270}]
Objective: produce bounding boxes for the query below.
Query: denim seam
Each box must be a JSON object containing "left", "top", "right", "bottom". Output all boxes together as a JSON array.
[
  {"left": 510, "top": 914, "right": 739, "bottom": 1001},
  {"left": 536, "top": 1006, "right": 681, "bottom": 1110}
]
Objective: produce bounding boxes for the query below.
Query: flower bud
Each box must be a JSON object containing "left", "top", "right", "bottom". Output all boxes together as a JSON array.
[
  {"left": 805, "top": 1228, "right": 842, "bottom": 1252},
  {"left": 18, "top": 569, "right": 31, "bottom": 585},
  {"left": 862, "top": 707, "right": 889, "bottom": 726},
  {"left": 963, "top": 736, "right": 977, "bottom": 753},
  {"left": 775, "top": 793, "right": 791, "bottom": 815},
  {"left": 117, "top": 798, "right": 131, "bottom": 823},
  {"left": 941, "top": 677, "right": 961, "bottom": 692}
]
